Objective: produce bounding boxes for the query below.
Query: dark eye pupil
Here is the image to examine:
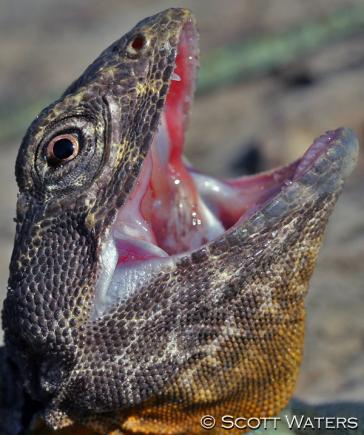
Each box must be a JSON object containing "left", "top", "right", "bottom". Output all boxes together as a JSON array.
[
  {"left": 53, "top": 138, "right": 75, "bottom": 160},
  {"left": 131, "top": 34, "right": 146, "bottom": 51}
]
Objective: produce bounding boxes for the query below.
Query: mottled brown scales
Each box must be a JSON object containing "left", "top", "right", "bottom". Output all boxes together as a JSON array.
[{"left": 0, "top": 7, "right": 359, "bottom": 435}]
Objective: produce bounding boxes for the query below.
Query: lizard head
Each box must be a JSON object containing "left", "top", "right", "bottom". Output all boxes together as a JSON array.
[{"left": 2, "top": 7, "right": 359, "bottom": 433}]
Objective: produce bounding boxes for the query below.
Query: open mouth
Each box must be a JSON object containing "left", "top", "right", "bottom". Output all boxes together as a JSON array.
[{"left": 93, "top": 22, "right": 357, "bottom": 318}]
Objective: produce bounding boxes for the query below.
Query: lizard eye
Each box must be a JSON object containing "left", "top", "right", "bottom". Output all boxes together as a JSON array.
[
  {"left": 126, "top": 33, "right": 147, "bottom": 57},
  {"left": 47, "top": 134, "right": 79, "bottom": 164},
  {"left": 35, "top": 116, "right": 101, "bottom": 193}
]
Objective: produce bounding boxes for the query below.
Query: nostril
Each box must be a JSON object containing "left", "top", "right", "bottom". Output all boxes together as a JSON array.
[
  {"left": 127, "top": 33, "right": 148, "bottom": 57},
  {"left": 131, "top": 34, "right": 146, "bottom": 51}
]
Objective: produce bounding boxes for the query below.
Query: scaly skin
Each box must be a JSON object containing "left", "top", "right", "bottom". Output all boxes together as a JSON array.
[{"left": 0, "top": 8, "right": 359, "bottom": 435}]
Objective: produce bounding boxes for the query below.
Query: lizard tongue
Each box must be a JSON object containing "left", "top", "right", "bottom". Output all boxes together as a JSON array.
[{"left": 113, "top": 114, "right": 225, "bottom": 262}]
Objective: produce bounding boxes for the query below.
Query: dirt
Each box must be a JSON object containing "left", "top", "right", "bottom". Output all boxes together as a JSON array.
[{"left": 0, "top": 0, "right": 363, "bottom": 403}]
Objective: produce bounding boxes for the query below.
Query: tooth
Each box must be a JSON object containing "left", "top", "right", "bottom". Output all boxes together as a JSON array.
[{"left": 171, "top": 72, "right": 181, "bottom": 81}]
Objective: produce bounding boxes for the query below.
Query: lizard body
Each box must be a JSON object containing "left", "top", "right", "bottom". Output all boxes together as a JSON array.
[{"left": 0, "top": 8, "right": 359, "bottom": 435}]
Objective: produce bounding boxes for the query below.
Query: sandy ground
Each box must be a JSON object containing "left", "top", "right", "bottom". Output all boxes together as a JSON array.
[{"left": 0, "top": 0, "right": 363, "bottom": 403}]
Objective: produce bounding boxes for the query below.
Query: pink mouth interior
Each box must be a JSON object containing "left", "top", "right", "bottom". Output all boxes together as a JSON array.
[
  {"left": 92, "top": 23, "right": 339, "bottom": 318},
  {"left": 111, "top": 25, "right": 334, "bottom": 268}
]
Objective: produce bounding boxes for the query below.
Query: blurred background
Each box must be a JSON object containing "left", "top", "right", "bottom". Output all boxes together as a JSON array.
[{"left": 0, "top": 0, "right": 363, "bottom": 404}]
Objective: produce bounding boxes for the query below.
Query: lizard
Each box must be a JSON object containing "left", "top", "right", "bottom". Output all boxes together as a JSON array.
[{"left": 0, "top": 7, "right": 359, "bottom": 435}]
